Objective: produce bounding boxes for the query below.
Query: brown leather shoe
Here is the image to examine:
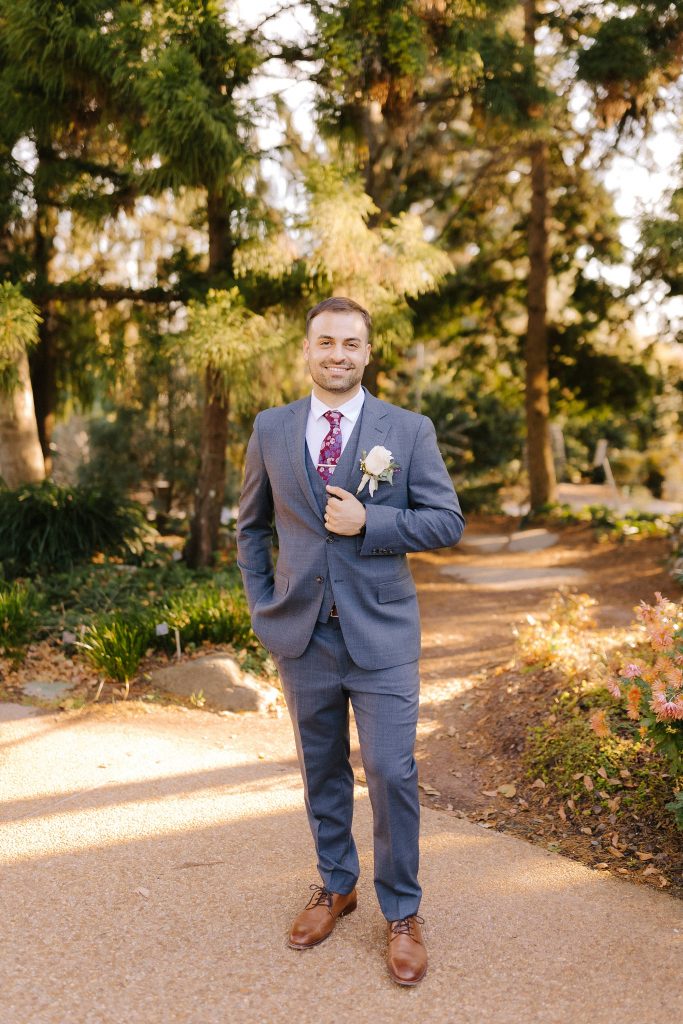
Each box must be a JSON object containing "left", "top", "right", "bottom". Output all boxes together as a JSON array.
[
  {"left": 288, "top": 884, "right": 358, "bottom": 949},
  {"left": 387, "top": 915, "right": 428, "bottom": 985}
]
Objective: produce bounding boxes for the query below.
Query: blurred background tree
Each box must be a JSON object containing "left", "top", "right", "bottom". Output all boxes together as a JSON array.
[{"left": 0, "top": 0, "right": 681, "bottom": 554}]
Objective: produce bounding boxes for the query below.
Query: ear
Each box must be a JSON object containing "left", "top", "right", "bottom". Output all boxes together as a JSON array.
[
  {"left": 302, "top": 336, "right": 310, "bottom": 358},
  {"left": 364, "top": 345, "right": 371, "bottom": 366}
]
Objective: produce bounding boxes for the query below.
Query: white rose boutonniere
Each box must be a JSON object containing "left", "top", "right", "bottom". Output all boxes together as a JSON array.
[{"left": 356, "top": 445, "right": 401, "bottom": 497}]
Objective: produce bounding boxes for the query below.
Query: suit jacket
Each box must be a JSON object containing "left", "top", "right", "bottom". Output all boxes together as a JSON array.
[{"left": 236, "top": 387, "right": 465, "bottom": 670}]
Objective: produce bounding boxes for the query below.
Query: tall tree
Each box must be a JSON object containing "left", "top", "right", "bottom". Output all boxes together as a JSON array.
[
  {"left": 114, "top": 0, "right": 267, "bottom": 565},
  {"left": 523, "top": 0, "right": 556, "bottom": 507},
  {"left": 0, "top": 283, "right": 44, "bottom": 486}
]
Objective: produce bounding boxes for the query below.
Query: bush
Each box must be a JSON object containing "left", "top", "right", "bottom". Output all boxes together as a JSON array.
[
  {"left": 0, "top": 480, "right": 153, "bottom": 577},
  {"left": 159, "top": 584, "right": 254, "bottom": 649},
  {"left": 78, "top": 612, "right": 153, "bottom": 687},
  {"left": 454, "top": 481, "right": 504, "bottom": 515},
  {"left": 0, "top": 580, "right": 40, "bottom": 658}
]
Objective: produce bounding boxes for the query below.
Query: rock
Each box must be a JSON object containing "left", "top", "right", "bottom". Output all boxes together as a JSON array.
[
  {"left": 440, "top": 565, "right": 587, "bottom": 590},
  {"left": 150, "top": 654, "right": 280, "bottom": 713},
  {"left": 457, "top": 534, "right": 509, "bottom": 554},
  {"left": 507, "top": 529, "right": 559, "bottom": 553},
  {"left": 21, "top": 681, "right": 74, "bottom": 700},
  {"left": 0, "top": 703, "right": 45, "bottom": 721}
]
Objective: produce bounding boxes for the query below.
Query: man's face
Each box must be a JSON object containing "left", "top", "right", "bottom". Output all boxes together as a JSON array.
[{"left": 303, "top": 309, "right": 371, "bottom": 396}]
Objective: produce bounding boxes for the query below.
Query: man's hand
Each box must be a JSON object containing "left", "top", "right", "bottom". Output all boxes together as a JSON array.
[{"left": 325, "top": 485, "right": 366, "bottom": 536}]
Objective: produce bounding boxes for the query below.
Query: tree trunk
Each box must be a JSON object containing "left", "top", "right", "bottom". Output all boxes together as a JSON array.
[
  {"left": 184, "top": 367, "right": 229, "bottom": 566},
  {"left": 0, "top": 348, "right": 46, "bottom": 488},
  {"left": 185, "top": 188, "right": 233, "bottom": 567},
  {"left": 524, "top": 0, "right": 556, "bottom": 510},
  {"left": 31, "top": 151, "right": 59, "bottom": 471},
  {"left": 31, "top": 308, "right": 58, "bottom": 469}
]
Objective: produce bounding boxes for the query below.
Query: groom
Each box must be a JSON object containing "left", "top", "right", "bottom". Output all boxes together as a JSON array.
[{"left": 236, "top": 296, "right": 464, "bottom": 985}]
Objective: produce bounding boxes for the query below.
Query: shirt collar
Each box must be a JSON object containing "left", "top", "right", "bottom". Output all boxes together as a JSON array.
[{"left": 310, "top": 387, "right": 365, "bottom": 424}]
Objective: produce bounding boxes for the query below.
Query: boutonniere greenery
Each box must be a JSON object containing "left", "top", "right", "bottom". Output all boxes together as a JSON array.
[{"left": 356, "top": 445, "right": 401, "bottom": 497}]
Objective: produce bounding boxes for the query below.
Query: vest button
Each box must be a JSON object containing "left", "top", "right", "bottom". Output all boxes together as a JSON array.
[{"left": 315, "top": 575, "right": 324, "bottom": 583}]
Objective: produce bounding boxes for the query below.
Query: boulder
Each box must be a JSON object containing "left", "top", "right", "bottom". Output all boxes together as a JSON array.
[{"left": 150, "top": 654, "right": 280, "bottom": 713}]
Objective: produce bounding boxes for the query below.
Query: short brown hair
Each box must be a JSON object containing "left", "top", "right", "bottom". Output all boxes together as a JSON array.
[{"left": 306, "top": 296, "right": 372, "bottom": 342}]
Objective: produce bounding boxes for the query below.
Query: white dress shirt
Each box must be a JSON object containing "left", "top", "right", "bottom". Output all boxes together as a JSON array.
[{"left": 305, "top": 388, "right": 365, "bottom": 474}]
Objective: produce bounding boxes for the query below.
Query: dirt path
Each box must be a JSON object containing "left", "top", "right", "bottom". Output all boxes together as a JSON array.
[
  {"left": 408, "top": 520, "right": 682, "bottom": 892},
  {"left": 2, "top": 699, "right": 682, "bottom": 1024},
  {"left": 2, "top": 522, "right": 682, "bottom": 1023}
]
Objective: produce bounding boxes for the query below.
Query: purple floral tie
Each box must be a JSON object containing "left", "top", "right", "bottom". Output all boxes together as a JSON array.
[{"left": 317, "top": 410, "right": 343, "bottom": 483}]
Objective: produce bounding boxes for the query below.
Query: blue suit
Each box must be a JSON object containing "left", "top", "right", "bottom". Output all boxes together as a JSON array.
[{"left": 237, "top": 388, "right": 464, "bottom": 919}]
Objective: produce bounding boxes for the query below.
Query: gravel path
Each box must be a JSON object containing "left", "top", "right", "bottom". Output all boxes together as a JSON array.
[{"left": 1, "top": 700, "right": 681, "bottom": 1024}]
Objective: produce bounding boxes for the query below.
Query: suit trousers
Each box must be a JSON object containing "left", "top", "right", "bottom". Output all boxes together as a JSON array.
[{"left": 273, "top": 616, "right": 421, "bottom": 921}]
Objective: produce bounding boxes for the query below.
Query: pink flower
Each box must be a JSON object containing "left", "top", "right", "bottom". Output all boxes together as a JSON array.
[
  {"left": 649, "top": 692, "right": 683, "bottom": 721},
  {"left": 622, "top": 662, "right": 643, "bottom": 679},
  {"left": 606, "top": 675, "right": 622, "bottom": 700}
]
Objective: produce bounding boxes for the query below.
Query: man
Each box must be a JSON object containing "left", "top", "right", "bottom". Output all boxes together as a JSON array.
[{"left": 236, "top": 296, "right": 464, "bottom": 986}]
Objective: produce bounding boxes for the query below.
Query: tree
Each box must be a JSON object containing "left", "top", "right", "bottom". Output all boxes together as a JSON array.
[
  {"left": 0, "top": 0, "right": 134, "bottom": 467},
  {"left": 523, "top": 0, "right": 556, "bottom": 507},
  {"left": 0, "top": 283, "right": 44, "bottom": 487}
]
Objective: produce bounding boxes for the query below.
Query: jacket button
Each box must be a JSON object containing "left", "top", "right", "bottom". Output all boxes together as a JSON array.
[
  {"left": 315, "top": 575, "right": 324, "bottom": 583},
  {"left": 326, "top": 536, "right": 335, "bottom": 543}
]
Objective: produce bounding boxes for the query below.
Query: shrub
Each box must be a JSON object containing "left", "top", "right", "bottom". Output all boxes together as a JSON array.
[
  {"left": 0, "top": 580, "right": 39, "bottom": 658},
  {"left": 454, "top": 481, "right": 504, "bottom": 515},
  {"left": 77, "top": 612, "right": 153, "bottom": 691},
  {"left": 159, "top": 584, "right": 254, "bottom": 649},
  {"left": 0, "top": 480, "right": 153, "bottom": 577},
  {"left": 594, "top": 592, "right": 683, "bottom": 828}
]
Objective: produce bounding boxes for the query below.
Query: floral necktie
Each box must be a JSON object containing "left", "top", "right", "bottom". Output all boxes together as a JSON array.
[{"left": 317, "top": 410, "right": 343, "bottom": 483}]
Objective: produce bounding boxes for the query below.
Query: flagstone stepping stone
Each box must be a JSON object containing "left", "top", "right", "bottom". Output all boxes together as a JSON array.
[
  {"left": 150, "top": 654, "right": 280, "bottom": 713},
  {"left": 0, "top": 702, "right": 44, "bottom": 721},
  {"left": 441, "top": 565, "right": 587, "bottom": 590},
  {"left": 507, "top": 529, "right": 559, "bottom": 552},
  {"left": 21, "top": 681, "right": 74, "bottom": 700},
  {"left": 458, "top": 534, "right": 509, "bottom": 554},
  {"left": 458, "top": 528, "right": 559, "bottom": 555}
]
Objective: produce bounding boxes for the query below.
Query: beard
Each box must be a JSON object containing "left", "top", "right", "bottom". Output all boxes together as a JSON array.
[{"left": 309, "top": 362, "right": 365, "bottom": 393}]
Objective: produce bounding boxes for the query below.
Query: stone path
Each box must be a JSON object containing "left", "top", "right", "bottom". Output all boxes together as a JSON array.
[
  {"left": 1, "top": 700, "right": 682, "bottom": 1024},
  {"left": 442, "top": 525, "right": 588, "bottom": 589}
]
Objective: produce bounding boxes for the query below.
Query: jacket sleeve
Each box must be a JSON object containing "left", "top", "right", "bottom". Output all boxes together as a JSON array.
[
  {"left": 236, "top": 413, "right": 275, "bottom": 612},
  {"left": 359, "top": 415, "right": 465, "bottom": 557}
]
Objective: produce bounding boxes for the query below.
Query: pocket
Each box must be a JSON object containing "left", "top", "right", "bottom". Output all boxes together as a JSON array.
[
  {"left": 377, "top": 574, "right": 416, "bottom": 604},
  {"left": 274, "top": 572, "right": 289, "bottom": 597}
]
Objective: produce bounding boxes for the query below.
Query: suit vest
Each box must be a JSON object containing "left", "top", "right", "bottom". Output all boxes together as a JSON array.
[{"left": 305, "top": 408, "right": 364, "bottom": 622}]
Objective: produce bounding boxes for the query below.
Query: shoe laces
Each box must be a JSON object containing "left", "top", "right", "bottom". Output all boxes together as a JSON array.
[
  {"left": 389, "top": 914, "right": 425, "bottom": 940},
  {"left": 305, "top": 884, "right": 333, "bottom": 910}
]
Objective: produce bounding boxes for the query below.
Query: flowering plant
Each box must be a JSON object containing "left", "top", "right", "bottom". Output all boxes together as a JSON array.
[
  {"left": 594, "top": 592, "right": 683, "bottom": 826},
  {"left": 356, "top": 445, "right": 400, "bottom": 497}
]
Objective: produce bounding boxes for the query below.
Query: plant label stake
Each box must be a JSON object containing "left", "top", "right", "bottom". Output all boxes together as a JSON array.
[{"left": 174, "top": 628, "right": 181, "bottom": 661}]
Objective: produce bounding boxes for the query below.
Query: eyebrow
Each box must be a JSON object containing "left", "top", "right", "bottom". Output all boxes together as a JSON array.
[{"left": 315, "top": 334, "right": 364, "bottom": 343}]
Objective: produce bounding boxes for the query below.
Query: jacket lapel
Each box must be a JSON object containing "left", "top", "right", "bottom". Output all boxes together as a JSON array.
[
  {"left": 348, "top": 388, "right": 391, "bottom": 496},
  {"left": 284, "top": 388, "right": 391, "bottom": 518},
  {"left": 285, "top": 396, "right": 324, "bottom": 522}
]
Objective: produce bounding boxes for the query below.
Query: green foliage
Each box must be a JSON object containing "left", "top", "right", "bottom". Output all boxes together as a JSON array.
[
  {"left": 453, "top": 481, "right": 504, "bottom": 515},
  {"left": 78, "top": 612, "right": 153, "bottom": 684},
  {"left": 176, "top": 288, "right": 288, "bottom": 405},
  {"left": 158, "top": 584, "right": 254, "bottom": 649},
  {"left": 0, "top": 579, "right": 40, "bottom": 658},
  {"left": 0, "top": 283, "right": 41, "bottom": 393},
  {"left": 524, "top": 684, "right": 679, "bottom": 827},
  {"left": 636, "top": 188, "right": 683, "bottom": 300},
  {"left": 527, "top": 503, "right": 683, "bottom": 541},
  {"left": 0, "top": 481, "right": 153, "bottom": 578}
]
